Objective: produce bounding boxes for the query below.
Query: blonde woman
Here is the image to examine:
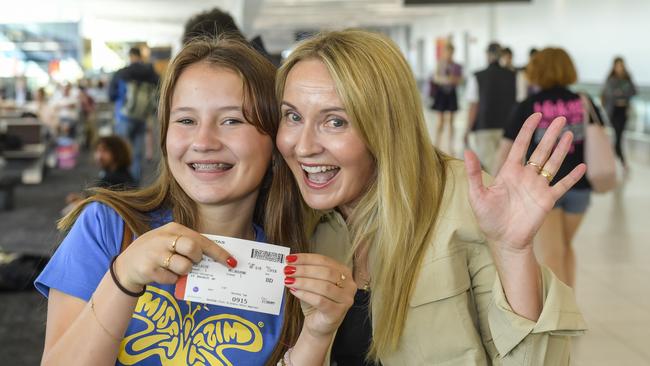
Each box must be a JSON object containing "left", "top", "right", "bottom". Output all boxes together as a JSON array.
[
  {"left": 35, "top": 38, "right": 327, "bottom": 366},
  {"left": 274, "top": 30, "right": 586, "bottom": 365}
]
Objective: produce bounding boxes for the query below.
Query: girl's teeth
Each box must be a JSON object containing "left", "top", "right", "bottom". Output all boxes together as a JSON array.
[{"left": 192, "top": 163, "right": 231, "bottom": 171}]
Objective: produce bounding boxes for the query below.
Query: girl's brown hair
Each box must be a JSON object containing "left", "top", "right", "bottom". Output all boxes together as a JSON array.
[{"left": 59, "top": 37, "right": 305, "bottom": 365}]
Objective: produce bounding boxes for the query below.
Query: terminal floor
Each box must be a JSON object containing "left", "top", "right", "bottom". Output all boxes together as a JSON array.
[{"left": 0, "top": 111, "right": 648, "bottom": 364}]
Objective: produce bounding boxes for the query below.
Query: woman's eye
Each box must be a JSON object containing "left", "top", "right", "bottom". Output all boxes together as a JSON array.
[
  {"left": 285, "top": 111, "right": 301, "bottom": 122},
  {"left": 326, "top": 118, "right": 347, "bottom": 128}
]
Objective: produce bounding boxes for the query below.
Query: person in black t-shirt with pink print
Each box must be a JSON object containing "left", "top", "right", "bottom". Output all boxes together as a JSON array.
[{"left": 494, "top": 47, "right": 603, "bottom": 289}]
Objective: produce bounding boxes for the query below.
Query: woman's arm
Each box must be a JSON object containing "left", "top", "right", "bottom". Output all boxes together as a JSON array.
[
  {"left": 464, "top": 113, "right": 586, "bottom": 320},
  {"left": 468, "top": 242, "right": 585, "bottom": 365}
]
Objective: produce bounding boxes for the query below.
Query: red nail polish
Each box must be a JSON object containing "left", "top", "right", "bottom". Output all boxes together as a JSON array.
[
  {"left": 289, "top": 287, "right": 297, "bottom": 293},
  {"left": 284, "top": 277, "right": 295, "bottom": 285},
  {"left": 286, "top": 254, "right": 297, "bottom": 263},
  {"left": 226, "top": 257, "right": 237, "bottom": 268},
  {"left": 284, "top": 266, "right": 296, "bottom": 275}
]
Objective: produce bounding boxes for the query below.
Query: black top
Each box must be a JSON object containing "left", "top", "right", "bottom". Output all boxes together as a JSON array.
[
  {"left": 474, "top": 62, "right": 517, "bottom": 130},
  {"left": 504, "top": 87, "right": 604, "bottom": 190},
  {"left": 331, "top": 290, "right": 381, "bottom": 366},
  {"left": 96, "top": 168, "right": 135, "bottom": 190}
]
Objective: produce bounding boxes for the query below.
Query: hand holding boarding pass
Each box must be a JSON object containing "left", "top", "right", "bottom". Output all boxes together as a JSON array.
[{"left": 175, "top": 234, "right": 290, "bottom": 316}]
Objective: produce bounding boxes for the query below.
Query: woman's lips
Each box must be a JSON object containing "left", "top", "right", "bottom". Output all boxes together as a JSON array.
[{"left": 300, "top": 164, "right": 340, "bottom": 189}]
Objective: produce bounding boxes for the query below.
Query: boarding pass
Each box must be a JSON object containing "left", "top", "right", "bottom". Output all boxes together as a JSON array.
[{"left": 175, "top": 234, "right": 290, "bottom": 315}]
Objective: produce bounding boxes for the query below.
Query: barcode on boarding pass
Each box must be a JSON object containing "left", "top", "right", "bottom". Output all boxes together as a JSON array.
[{"left": 250, "top": 248, "right": 284, "bottom": 263}]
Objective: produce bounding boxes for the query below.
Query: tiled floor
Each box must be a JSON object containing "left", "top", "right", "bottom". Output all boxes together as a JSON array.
[{"left": 424, "top": 108, "right": 650, "bottom": 365}]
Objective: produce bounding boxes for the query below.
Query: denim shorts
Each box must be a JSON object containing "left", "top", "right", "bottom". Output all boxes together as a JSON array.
[{"left": 553, "top": 189, "right": 591, "bottom": 214}]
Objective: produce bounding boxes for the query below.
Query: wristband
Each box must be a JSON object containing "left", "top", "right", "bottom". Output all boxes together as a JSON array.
[{"left": 110, "top": 255, "right": 146, "bottom": 297}]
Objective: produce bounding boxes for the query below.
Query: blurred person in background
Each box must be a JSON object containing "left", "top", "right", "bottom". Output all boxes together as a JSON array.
[
  {"left": 24, "top": 87, "right": 56, "bottom": 127},
  {"left": 495, "top": 47, "right": 604, "bottom": 288},
  {"left": 91, "top": 135, "right": 135, "bottom": 190},
  {"left": 183, "top": 7, "right": 274, "bottom": 65},
  {"left": 14, "top": 76, "right": 31, "bottom": 107},
  {"left": 465, "top": 42, "right": 516, "bottom": 174},
  {"left": 78, "top": 80, "right": 97, "bottom": 149},
  {"left": 51, "top": 83, "right": 80, "bottom": 138},
  {"left": 431, "top": 43, "right": 462, "bottom": 152},
  {"left": 500, "top": 47, "right": 515, "bottom": 71},
  {"left": 520, "top": 48, "right": 540, "bottom": 99},
  {"left": 109, "top": 47, "right": 159, "bottom": 185},
  {"left": 601, "top": 56, "right": 636, "bottom": 173},
  {"left": 89, "top": 79, "right": 110, "bottom": 104},
  {"left": 63, "top": 136, "right": 135, "bottom": 215}
]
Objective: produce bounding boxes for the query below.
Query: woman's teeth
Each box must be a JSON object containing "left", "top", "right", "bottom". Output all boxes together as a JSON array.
[
  {"left": 301, "top": 164, "right": 340, "bottom": 184},
  {"left": 191, "top": 163, "right": 232, "bottom": 171},
  {"left": 301, "top": 164, "right": 338, "bottom": 173}
]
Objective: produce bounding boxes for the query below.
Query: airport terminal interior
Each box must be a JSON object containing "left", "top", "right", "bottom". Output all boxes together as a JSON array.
[{"left": 0, "top": 0, "right": 649, "bottom": 365}]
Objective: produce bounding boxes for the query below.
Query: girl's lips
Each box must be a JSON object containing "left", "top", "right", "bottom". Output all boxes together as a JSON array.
[{"left": 186, "top": 162, "right": 234, "bottom": 181}]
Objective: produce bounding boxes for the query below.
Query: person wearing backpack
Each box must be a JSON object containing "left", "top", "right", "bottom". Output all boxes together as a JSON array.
[{"left": 109, "top": 47, "right": 159, "bottom": 184}]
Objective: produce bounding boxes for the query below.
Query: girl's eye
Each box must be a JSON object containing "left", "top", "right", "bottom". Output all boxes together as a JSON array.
[
  {"left": 223, "top": 119, "right": 244, "bottom": 125},
  {"left": 176, "top": 118, "right": 194, "bottom": 125}
]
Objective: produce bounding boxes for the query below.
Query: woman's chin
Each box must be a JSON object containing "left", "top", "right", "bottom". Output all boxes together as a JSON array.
[{"left": 301, "top": 194, "right": 339, "bottom": 212}]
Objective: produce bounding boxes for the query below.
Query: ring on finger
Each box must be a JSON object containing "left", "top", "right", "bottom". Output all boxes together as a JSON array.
[
  {"left": 162, "top": 253, "right": 174, "bottom": 269},
  {"left": 335, "top": 273, "right": 346, "bottom": 288},
  {"left": 170, "top": 234, "right": 182, "bottom": 252},
  {"left": 526, "top": 160, "right": 543, "bottom": 173},
  {"left": 539, "top": 168, "right": 554, "bottom": 183}
]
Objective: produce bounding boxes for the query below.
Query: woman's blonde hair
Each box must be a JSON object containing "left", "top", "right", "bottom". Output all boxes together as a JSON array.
[
  {"left": 526, "top": 47, "right": 577, "bottom": 90},
  {"left": 276, "top": 29, "right": 449, "bottom": 361},
  {"left": 59, "top": 37, "right": 306, "bottom": 365}
]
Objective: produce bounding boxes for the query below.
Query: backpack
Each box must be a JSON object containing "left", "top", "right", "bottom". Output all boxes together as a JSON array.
[
  {"left": 121, "top": 81, "right": 156, "bottom": 121},
  {"left": 0, "top": 250, "right": 49, "bottom": 291}
]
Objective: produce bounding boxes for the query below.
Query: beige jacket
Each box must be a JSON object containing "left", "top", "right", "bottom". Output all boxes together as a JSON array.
[{"left": 307, "top": 160, "right": 586, "bottom": 365}]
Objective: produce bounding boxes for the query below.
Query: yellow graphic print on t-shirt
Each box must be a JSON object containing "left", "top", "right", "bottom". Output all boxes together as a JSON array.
[{"left": 118, "top": 286, "right": 263, "bottom": 366}]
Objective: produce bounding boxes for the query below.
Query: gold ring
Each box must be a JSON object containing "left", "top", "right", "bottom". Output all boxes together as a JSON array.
[
  {"left": 163, "top": 253, "right": 174, "bottom": 269},
  {"left": 539, "top": 169, "right": 554, "bottom": 182},
  {"left": 526, "top": 160, "right": 543, "bottom": 172},
  {"left": 171, "top": 234, "right": 182, "bottom": 252},
  {"left": 335, "top": 280, "right": 344, "bottom": 288}
]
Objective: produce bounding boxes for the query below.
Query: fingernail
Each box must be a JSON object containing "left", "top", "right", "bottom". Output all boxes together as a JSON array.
[
  {"left": 284, "top": 266, "right": 296, "bottom": 275},
  {"left": 289, "top": 288, "right": 297, "bottom": 293},
  {"left": 226, "top": 257, "right": 237, "bottom": 268},
  {"left": 284, "top": 277, "right": 295, "bottom": 285},
  {"left": 286, "top": 254, "right": 297, "bottom": 263}
]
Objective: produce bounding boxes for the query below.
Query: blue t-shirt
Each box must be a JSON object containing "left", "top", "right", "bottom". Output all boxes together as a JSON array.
[{"left": 35, "top": 202, "right": 284, "bottom": 366}]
